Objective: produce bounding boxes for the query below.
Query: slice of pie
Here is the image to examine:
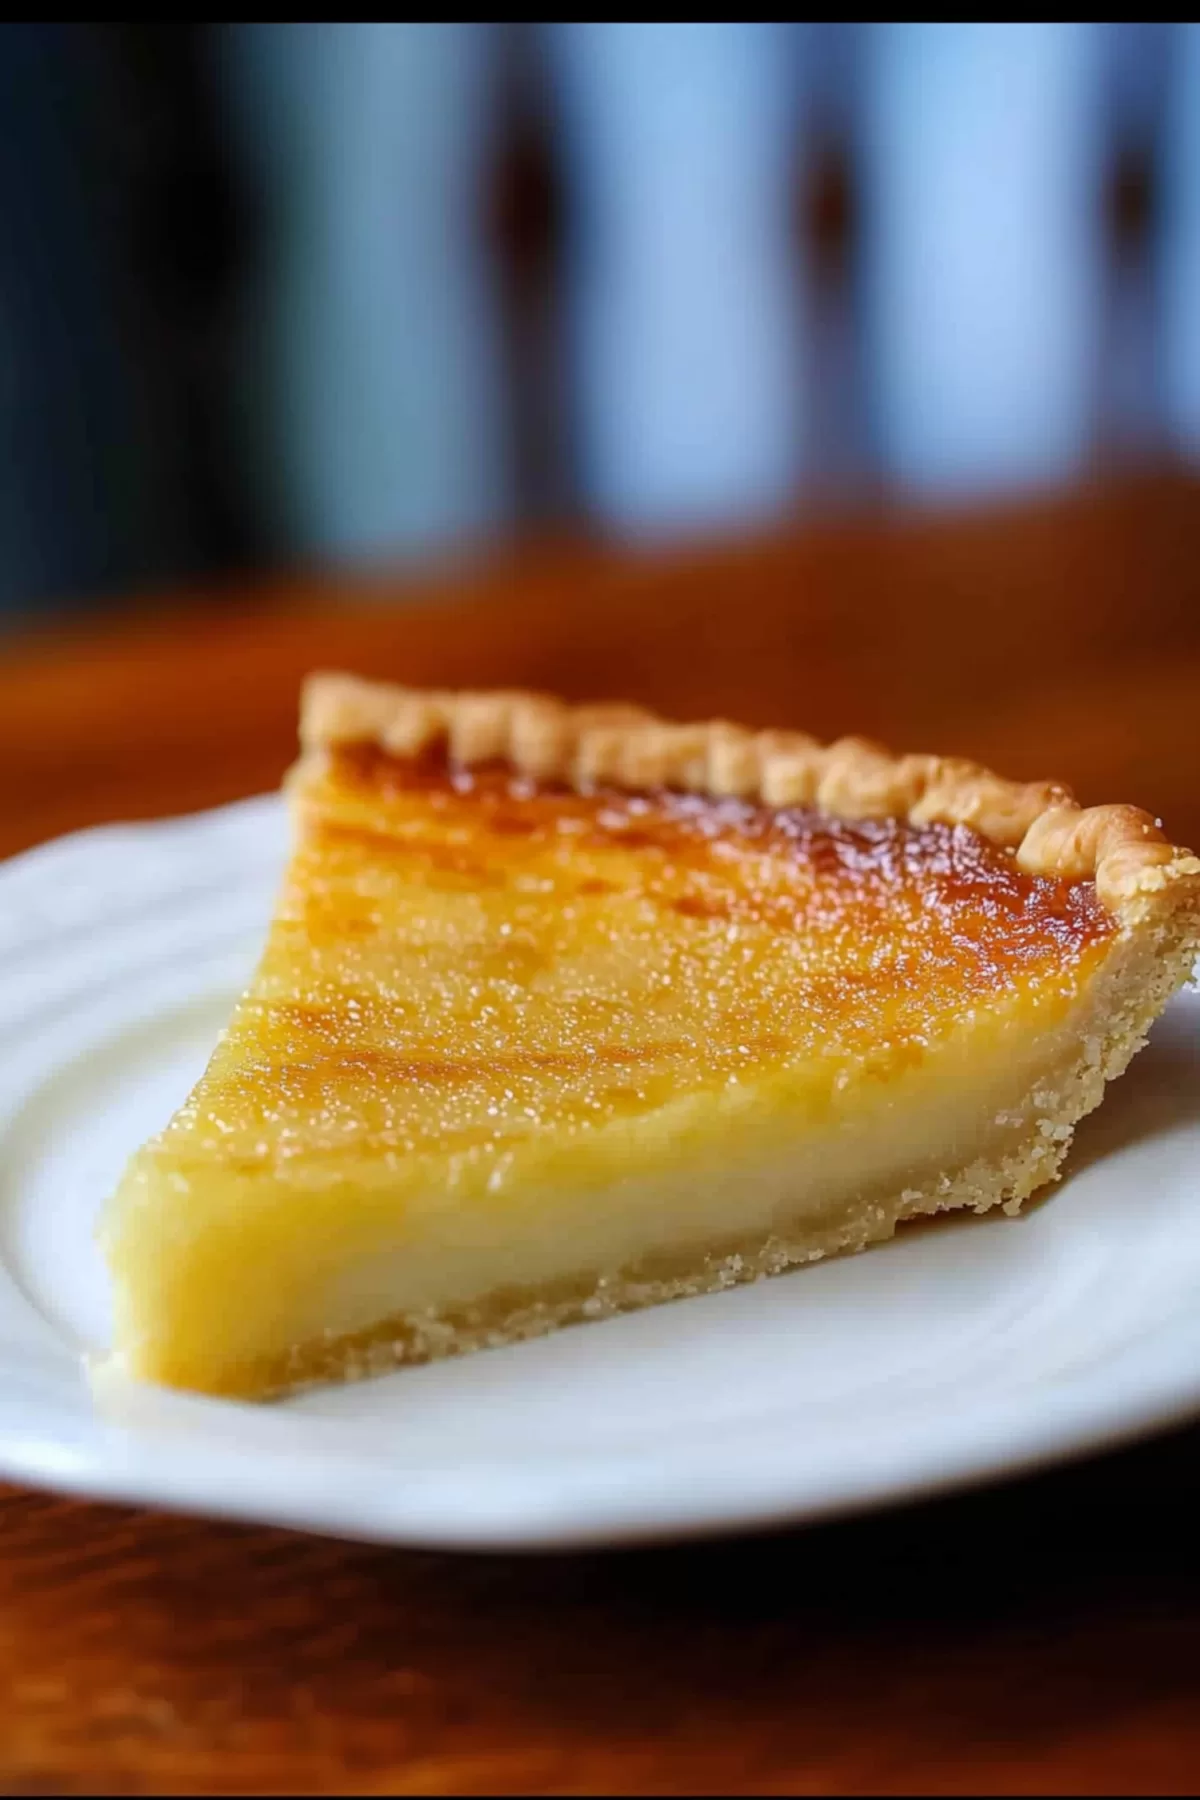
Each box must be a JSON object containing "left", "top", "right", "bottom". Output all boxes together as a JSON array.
[{"left": 99, "top": 674, "right": 1200, "bottom": 1400}]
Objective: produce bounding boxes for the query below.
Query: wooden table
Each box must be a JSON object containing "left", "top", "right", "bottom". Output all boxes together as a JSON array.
[{"left": 2, "top": 472, "right": 1200, "bottom": 1794}]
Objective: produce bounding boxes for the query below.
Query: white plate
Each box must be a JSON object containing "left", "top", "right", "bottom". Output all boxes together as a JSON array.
[{"left": 0, "top": 796, "right": 1198, "bottom": 1552}]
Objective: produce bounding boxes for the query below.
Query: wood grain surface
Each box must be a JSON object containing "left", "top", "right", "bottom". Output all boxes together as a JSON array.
[{"left": 2, "top": 472, "right": 1200, "bottom": 1795}]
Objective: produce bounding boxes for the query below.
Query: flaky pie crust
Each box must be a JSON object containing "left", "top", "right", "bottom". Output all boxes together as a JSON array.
[{"left": 300, "top": 673, "right": 1200, "bottom": 925}]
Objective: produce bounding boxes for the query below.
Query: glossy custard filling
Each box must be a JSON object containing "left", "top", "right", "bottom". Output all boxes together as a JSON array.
[{"left": 148, "top": 745, "right": 1118, "bottom": 1179}]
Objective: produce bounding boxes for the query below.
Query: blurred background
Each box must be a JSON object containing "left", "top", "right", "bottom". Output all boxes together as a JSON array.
[{"left": 0, "top": 19, "right": 1197, "bottom": 625}]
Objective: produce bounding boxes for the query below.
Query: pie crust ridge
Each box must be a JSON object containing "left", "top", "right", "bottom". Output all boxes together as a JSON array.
[{"left": 300, "top": 673, "right": 1200, "bottom": 923}]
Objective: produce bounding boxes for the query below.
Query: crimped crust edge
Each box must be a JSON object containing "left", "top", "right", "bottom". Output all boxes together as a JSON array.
[{"left": 299, "top": 672, "right": 1200, "bottom": 923}]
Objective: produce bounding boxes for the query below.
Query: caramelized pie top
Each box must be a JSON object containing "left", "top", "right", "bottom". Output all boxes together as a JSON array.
[{"left": 152, "top": 743, "right": 1119, "bottom": 1179}]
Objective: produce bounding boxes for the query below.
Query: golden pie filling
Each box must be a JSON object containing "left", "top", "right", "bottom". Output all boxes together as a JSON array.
[
  {"left": 102, "top": 744, "right": 1130, "bottom": 1398},
  {"left": 147, "top": 746, "right": 1118, "bottom": 1181},
  {"left": 261, "top": 744, "right": 1115, "bottom": 1132}
]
